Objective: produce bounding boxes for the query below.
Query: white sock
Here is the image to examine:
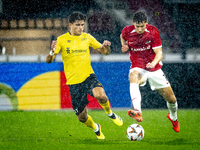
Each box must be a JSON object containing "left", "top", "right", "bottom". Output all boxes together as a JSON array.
[
  {"left": 107, "top": 110, "right": 113, "bottom": 117},
  {"left": 93, "top": 123, "right": 99, "bottom": 132},
  {"left": 130, "top": 83, "right": 142, "bottom": 113},
  {"left": 167, "top": 102, "right": 178, "bottom": 121}
]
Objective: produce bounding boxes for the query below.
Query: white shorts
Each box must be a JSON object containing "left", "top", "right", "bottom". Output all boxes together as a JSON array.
[{"left": 129, "top": 67, "right": 170, "bottom": 90}]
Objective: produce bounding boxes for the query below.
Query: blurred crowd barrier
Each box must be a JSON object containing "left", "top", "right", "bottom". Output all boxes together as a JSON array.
[
  {"left": 0, "top": 53, "right": 200, "bottom": 63},
  {"left": 0, "top": 61, "right": 199, "bottom": 111}
]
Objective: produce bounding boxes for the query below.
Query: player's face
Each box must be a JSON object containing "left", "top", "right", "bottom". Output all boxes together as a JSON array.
[
  {"left": 133, "top": 21, "right": 148, "bottom": 35},
  {"left": 69, "top": 20, "right": 85, "bottom": 36}
]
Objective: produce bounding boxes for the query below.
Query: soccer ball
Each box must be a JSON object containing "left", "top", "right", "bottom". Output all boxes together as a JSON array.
[{"left": 126, "top": 124, "right": 144, "bottom": 141}]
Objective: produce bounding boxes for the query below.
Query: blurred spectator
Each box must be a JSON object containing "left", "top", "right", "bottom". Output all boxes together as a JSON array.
[{"left": 88, "top": 11, "right": 113, "bottom": 35}]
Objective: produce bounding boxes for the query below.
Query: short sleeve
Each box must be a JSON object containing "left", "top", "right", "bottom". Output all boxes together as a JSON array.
[
  {"left": 121, "top": 26, "right": 128, "bottom": 40},
  {"left": 152, "top": 28, "right": 162, "bottom": 49},
  {"left": 89, "top": 34, "right": 101, "bottom": 49},
  {"left": 54, "top": 37, "right": 61, "bottom": 54}
]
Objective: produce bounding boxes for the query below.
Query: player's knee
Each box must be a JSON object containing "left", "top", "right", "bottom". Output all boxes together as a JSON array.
[
  {"left": 129, "top": 71, "right": 143, "bottom": 84},
  {"left": 78, "top": 113, "right": 87, "bottom": 123},
  {"left": 95, "top": 94, "right": 107, "bottom": 103}
]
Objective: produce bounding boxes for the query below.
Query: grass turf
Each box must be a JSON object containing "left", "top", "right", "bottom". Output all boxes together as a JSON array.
[{"left": 0, "top": 109, "right": 200, "bottom": 150}]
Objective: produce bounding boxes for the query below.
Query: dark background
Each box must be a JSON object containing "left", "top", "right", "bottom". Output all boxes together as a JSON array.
[{"left": 1, "top": 0, "right": 200, "bottom": 54}]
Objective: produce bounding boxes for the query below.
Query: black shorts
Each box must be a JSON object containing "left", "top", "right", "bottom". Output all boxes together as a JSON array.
[{"left": 68, "top": 74, "right": 103, "bottom": 115}]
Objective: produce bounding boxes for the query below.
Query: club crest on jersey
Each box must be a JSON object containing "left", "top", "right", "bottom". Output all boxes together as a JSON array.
[
  {"left": 81, "top": 38, "right": 87, "bottom": 41},
  {"left": 145, "top": 40, "right": 151, "bottom": 44}
]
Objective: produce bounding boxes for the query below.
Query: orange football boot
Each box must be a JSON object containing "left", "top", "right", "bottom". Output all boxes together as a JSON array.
[
  {"left": 167, "top": 113, "right": 180, "bottom": 133},
  {"left": 128, "top": 109, "right": 143, "bottom": 122}
]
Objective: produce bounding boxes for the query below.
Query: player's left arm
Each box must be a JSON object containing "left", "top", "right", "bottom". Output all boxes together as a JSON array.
[
  {"left": 146, "top": 47, "right": 163, "bottom": 68},
  {"left": 95, "top": 40, "right": 111, "bottom": 55}
]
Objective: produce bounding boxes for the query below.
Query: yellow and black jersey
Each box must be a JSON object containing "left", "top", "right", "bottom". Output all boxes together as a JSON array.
[{"left": 54, "top": 32, "right": 101, "bottom": 85}]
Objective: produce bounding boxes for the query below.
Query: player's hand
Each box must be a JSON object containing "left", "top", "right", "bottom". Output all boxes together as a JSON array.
[
  {"left": 146, "top": 62, "right": 156, "bottom": 68},
  {"left": 121, "top": 44, "right": 129, "bottom": 52},
  {"left": 51, "top": 40, "right": 57, "bottom": 52},
  {"left": 102, "top": 40, "right": 111, "bottom": 47}
]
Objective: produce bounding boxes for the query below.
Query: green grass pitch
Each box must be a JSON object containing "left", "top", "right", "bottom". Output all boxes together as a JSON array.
[{"left": 0, "top": 109, "right": 200, "bottom": 150}]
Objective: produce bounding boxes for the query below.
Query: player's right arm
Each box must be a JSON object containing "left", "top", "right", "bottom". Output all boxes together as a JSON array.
[
  {"left": 46, "top": 40, "right": 58, "bottom": 63},
  {"left": 95, "top": 40, "right": 111, "bottom": 55},
  {"left": 120, "top": 34, "right": 129, "bottom": 53}
]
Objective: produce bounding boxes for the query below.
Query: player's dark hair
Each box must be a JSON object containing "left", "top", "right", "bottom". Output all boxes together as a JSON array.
[
  {"left": 133, "top": 11, "right": 147, "bottom": 23},
  {"left": 68, "top": 12, "right": 87, "bottom": 23}
]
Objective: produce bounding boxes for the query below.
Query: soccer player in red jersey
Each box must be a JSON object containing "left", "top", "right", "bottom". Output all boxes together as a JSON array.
[{"left": 120, "top": 11, "right": 180, "bottom": 132}]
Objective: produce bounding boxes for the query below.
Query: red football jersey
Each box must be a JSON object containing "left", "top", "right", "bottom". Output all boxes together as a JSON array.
[{"left": 122, "top": 24, "right": 162, "bottom": 71}]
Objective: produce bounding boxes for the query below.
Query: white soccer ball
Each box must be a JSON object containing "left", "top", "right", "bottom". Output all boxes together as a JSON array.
[{"left": 126, "top": 124, "right": 144, "bottom": 141}]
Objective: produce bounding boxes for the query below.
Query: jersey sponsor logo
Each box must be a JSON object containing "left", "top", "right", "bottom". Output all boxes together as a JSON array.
[
  {"left": 71, "top": 49, "right": 87, "bottom": 53},
  {"left": 65, "top": 47, "right": 87, "bottom": 54},
  {"left": 131, "top": 45, "right": 151, "bottom": 51},
  {"left": 67, "top": 40, "right": 71, "bottom": 43}
]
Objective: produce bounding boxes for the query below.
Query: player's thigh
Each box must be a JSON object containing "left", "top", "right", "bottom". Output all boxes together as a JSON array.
[
  {"left": 129, "top": 70, "right": 145, "bottom": 84},
  {"left": 87, "top": 74, "right": 107, "bottom": 103},
  {"left": 156, "top": 86, "right": 176, "bottom": 103},
  {"left": 68, "top": 83, "right": 89, "bottom": 116}
]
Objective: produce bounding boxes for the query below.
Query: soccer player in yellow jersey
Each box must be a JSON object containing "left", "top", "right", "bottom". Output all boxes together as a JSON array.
[{"left": 46, "top": 12, "right": 123, "bottom": 139}]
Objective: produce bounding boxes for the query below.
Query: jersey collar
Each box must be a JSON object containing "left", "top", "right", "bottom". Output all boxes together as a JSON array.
[{"left": 130, "top": 29, "right": 150, "bottom": 34}]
